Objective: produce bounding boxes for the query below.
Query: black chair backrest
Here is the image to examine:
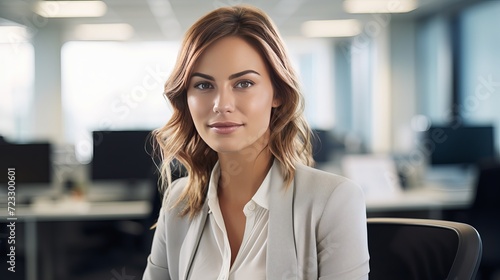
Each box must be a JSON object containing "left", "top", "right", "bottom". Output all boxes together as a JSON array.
[
  {"left": 367, "top": 218, "right": 482, "bottom": 280},
  {"left": 472, "top": 158, "right": 500, "bottom": 211}
]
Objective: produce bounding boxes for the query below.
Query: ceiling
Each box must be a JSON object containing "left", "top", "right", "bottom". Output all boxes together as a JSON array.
[{"left": 0, "top": 0, "right": 473, "bottom": 42}]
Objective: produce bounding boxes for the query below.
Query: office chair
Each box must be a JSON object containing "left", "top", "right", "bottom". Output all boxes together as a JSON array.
[
  {"left": 367, "top": 218, "right": 482, "bottom": 280},
  {"left": 464, "top": 158, "right": 500, "bottom": 279}
]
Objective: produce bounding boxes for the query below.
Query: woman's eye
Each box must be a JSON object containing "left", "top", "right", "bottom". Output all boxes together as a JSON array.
[
  {"left": 235, "top": 81, "right": 254, "bottom": 89},
  {"left": 194, "top": 82, "right": 213, "bottom": 90}
]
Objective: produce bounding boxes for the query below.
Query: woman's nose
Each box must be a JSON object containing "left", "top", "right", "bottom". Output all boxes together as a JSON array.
[{"left": 213, "top": 87, "right": 235, "bottom": 113}]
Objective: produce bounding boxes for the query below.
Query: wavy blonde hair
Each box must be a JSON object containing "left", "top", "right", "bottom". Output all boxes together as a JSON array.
[{"left": 154, "top": 5, "right": 313, "bottom": 218}]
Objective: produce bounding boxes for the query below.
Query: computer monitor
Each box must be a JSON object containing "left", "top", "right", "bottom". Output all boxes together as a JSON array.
[
  {"left": 426, "top": 125, "right": 495, "bottom": 165},
  {"left": 0, "top": 143, "right": 52, "bottom": 184},
  {"left": 91, "top": 130, "right": 157, "bottom": 181}
]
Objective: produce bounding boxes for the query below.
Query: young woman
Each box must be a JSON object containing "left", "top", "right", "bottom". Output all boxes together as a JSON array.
[{"left": 143, "top": 5, "right": 369, "bottom": 280}]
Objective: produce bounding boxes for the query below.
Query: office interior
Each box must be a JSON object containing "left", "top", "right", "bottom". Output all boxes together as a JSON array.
[{"left": 0, "top": 0, "right": 499, "bottom": 279}]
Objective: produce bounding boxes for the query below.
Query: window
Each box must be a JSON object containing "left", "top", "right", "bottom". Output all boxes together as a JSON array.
[
  {"left": 416, "top": 16, "right": 452, "bottom": 123},
  {"left": 286, "top": 38, "right": 335, "bottom": 130},
  {"left": 61, "top": 41, "right": 180, "bottom": 163},
  {"left": 0, "top": 38, "right": 34, "bottom": 141},
  {"left": 459, "top": 1, "right": 500, "bottom": 152}
]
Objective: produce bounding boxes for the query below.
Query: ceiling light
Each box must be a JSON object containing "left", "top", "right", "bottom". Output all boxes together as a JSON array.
[
  {"left": 73, "top": 24, "right": 134, "bottom": 41},
  {"left": 35, "top": 1, "right": 107, "bottom": 18},
  {"left": 301, "top": 20, "right": 362, "bottom": 38},
  {"left": 343, "top": 0, "right": 418, "bottom": 14}
]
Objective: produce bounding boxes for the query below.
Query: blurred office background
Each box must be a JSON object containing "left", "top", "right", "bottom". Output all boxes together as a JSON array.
[{"left": 0, "top": 0, "right": 499, "bottom": 279}]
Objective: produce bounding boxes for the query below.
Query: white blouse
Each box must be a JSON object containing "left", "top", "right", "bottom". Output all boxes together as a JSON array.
[{"left": 188, "top": 162, "right": 272, "bottom": 280}]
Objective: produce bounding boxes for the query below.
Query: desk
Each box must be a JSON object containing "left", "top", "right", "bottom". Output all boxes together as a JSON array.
[
  {"left": 0, "top": 199, "right": 150, "bottom": 280},
  {"left": 317, "top": 159, "right": 475, "bottom": 216},
  {"left": 365, "top": 185, "right": 474, "bottom": 218}
]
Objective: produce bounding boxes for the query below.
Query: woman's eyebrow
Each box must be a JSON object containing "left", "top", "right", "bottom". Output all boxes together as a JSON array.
[
  {"left": 191, "top": 72, "right": 215, "bottom": 81},
  {"left": 190, "top": 70, "right": 260, "bottom": 81},
  {"left": 228, "top": 70, "right": 260, "bottom": 80}
]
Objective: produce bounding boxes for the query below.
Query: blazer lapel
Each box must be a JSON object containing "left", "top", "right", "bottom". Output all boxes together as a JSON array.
[
  {"left": 267, "top": 160, "right": 298, "bottom": 279},
  {"left": 178, "top": 202, "right": 209, "bottom": 280}
]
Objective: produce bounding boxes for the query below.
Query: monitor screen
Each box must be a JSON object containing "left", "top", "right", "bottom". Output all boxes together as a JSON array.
[
  {"left": 0, "top": 143, "right": 52, "bottom": 183},
  {"left": 426, "top": 125, "right": 495, "bottom": 165},
  {"left": 91, "top": 130, "right": 156, "bottom": 181}
]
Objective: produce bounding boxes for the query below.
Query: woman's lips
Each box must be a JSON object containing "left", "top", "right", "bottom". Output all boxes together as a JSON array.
[{"left": 208, "top": 122, "right": 243, "bottom": 134}]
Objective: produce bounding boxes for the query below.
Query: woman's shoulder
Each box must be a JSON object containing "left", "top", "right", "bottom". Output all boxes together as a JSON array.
[
  {"left": 161, "top": 176, "right": 189, "bottom": 209},
  {"left": 293, "top": 163, "right": 364, "bottom": 198},
  {"left": 291, "top": 163, "right": 366, "bottom": 218},
  {"left": 295, "top": 163, "right": 355, "bottom": 186}
]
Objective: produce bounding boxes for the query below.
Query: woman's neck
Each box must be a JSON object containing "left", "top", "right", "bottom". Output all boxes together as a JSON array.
[{"left": 217, "top": 144, "right": 273, "bottom": 205}]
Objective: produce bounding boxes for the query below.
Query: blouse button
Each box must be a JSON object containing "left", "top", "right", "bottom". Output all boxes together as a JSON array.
[{"left": 247, "top": 201, "right": 256, "bottom": 211}]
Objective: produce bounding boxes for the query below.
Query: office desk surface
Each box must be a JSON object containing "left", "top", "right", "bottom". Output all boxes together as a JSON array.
[
  {"left": 365, "top": 185, "right": 474, "bottom": 212},
  {"left": 0, "top": 199, "right": 151, "bottom": 221},
  {"left": 317, "top": 158, "right": 475, "bottom": 213},
  {"left": 0, "top": 199, "right": 151, "bottom": 280}
]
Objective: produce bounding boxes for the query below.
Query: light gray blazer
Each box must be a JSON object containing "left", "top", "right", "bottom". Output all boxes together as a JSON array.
[{"left": 143, "top": 160, "right": 370, "bottom": 280}]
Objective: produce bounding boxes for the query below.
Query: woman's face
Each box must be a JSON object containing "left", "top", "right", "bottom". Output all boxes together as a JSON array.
[{"left": 187, "top": 36, "right": 280, "bottom": 155}]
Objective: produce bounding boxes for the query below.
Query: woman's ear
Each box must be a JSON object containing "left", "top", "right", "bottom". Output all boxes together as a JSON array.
[{"left": 272, "top": 95, "right": 282, "bottom": 108}]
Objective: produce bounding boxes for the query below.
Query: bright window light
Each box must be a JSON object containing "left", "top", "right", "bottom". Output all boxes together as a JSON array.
[
  {"left": 73, "top": 24, "right": 134, "bottom": 41},
  {"left": 0, "top": 26, "right": 30, "bottom": 43},
  {"left": 343, "top": 0, "right": 418, "bottom": 14},
  {"left": 0, "top": 43, "right": 34, "bottom": 140},
  {"left": 61, "top": 41, "right": 180, "bottom": 162},
  {"left": 35, "top": 1, "right": 107, "bottom": 18},
  {"left": 301, "top": 19, "right": 362, "bottom": 37}
]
